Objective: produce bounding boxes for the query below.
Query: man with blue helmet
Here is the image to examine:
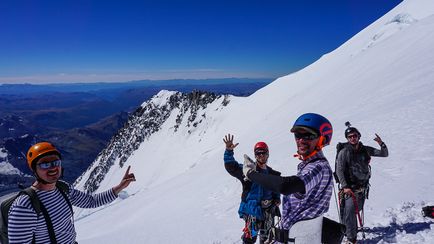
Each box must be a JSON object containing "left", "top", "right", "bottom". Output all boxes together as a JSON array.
[{"left": 243, "top": 113, "right": 334, "bottom": 243}]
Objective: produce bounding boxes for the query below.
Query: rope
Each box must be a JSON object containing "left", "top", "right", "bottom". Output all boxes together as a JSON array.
[
  {"left": 350, "top": 192, "right": 366, "bottom": 239},
  {"left": 242, "top": 216, "right": 253, "bottom": 239}
]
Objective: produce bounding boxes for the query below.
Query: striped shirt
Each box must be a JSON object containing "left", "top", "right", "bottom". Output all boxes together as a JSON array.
[
  {"left": 8, "top": 182, "right": 117, "bottom": 244},
  {"left": 281, "top": 151, "right": 333, "bottom": 229}
]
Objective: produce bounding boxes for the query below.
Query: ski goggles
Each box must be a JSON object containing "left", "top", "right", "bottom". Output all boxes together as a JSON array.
[
  {"left": 37, "top": 159, "right": 62, "bottom": 169},
  {"left": 294, "top": 132, "right": 318, "bottom": 140}
]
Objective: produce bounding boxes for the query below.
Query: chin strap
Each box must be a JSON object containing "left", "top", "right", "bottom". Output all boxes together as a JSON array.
[{"left": 294, "top": 136, "right": 325, "bottom": 161}]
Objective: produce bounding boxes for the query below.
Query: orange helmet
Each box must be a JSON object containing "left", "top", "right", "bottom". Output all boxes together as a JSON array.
[{"left": 26, "top": 142, "right": 61, "bottom": 170}]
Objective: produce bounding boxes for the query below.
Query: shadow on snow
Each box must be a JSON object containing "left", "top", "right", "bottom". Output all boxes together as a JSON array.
[{"left": 358, "top": 221, "right": 433, "bottom": 243}]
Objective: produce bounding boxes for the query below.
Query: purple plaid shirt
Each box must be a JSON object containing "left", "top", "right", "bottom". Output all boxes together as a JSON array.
[{"left": 281, "top": 150, "right": 333, "bottom": 229}]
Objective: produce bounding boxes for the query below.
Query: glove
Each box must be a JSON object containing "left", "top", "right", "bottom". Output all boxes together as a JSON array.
[{"left": 243, "top": 154, "right": 256, "bottom": 181}]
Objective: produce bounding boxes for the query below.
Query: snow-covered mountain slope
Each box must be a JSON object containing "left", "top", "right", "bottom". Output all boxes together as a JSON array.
[
  {"left": 0, "top": 148, "right": 21, "bottom": 176},
  {"left": 74, "top": 0, "right": 434, "bottom": 243}
]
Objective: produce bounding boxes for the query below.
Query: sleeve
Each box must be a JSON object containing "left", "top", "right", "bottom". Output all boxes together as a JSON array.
[
  {"left": 297, "top": 164, "right": 324, "bottom": 194},
  {"left": 223, "top": 149, "right": 244, "bottom": 182},
  {"left": 366, "top": 143, "right": 388, "bottom": 157},
  {"left": 68, "top": 187, "right": 117, "bottom": 209},
  {"left": 8, "top": 196, "right": 38, "bottom": 244},
  {"left": 336, "top": 149, "right": 349, "bottom": 188},
  {"left": 269, "top": 168, "right": 282, "bottom": 201},
  {"left": 247, "top": 171, "right": 305, "bottom": 196}
]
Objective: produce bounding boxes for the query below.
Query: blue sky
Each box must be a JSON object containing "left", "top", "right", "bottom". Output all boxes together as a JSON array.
[{"left": 0, "top": 0, "right": 402, "bottom": 84}]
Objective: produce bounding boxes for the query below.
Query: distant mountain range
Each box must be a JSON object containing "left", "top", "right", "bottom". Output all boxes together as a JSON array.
[
  {"left": 0, "top": 78, "right": 272, "bottom": 95},
  {"left": 0, "top": 78, "right": 273, "bottom": 194}
]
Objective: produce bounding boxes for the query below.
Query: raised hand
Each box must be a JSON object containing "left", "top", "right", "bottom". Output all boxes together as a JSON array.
[
  {"left": 223, "top": 134, "right": 239, "bottom": 151},
  {"left": 113, "top": 165, "right": 136, "bottom": 195},
  {"left": 374, "top": 133, "right": 383, "bottom": 145}
]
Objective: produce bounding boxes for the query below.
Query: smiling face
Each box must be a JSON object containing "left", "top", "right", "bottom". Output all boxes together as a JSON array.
[
  {"left": 35, "top": 154, "right": 62, "bottom": 184},
  {"left": 293, "top": 127, "right": 320, "bottom": 157}
]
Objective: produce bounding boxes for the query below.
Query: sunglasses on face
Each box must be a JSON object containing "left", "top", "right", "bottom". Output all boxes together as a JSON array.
[
  {"left": 37, "top": 159, "right": 62, "bottom": 169},
  {"left": 255, "top": 151, "right": 268, "bottom": 156},
  {"left": 347, "top": 134, "right": 359, "bottom": 139},
  {"left": 294, "top": 132, "right": 318, "bottom": 140}
]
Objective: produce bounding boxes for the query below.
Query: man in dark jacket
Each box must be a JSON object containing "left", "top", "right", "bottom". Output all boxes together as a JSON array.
[
  {"left": 336, "top": 126, "right": 388, "bottom": 244},
  {"left": 223, "top": 134, "right": 280, "bottom": 244}
]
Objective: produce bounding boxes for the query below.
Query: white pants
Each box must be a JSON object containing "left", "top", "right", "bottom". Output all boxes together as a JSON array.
[{"left": 288, "top": 216, "right": 323, "bottom": 244}]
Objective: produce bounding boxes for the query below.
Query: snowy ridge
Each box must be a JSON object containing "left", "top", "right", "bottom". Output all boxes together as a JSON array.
[
  {"left": 74, "top": 0, "right": 434, "bottom": 243},
  {"left": 74, "top": 90, "right": 230, "bottom": 194}
]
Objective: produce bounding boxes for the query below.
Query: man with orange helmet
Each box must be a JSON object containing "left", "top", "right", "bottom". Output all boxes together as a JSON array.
[
  {"left": 7, "top": 142, "right": 136, "bottom": 244},
  {"left": 223, "top": 134, "right": 281, "bottom": 244},
  {"left": 243, "top": 113, "right": 334, "bottom": 243}
]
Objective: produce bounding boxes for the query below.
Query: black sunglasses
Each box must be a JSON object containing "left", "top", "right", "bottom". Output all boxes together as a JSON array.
[
  {"left": 37, "top": 159, "right": 62, "bottom": 169},
  {"left": 294, "top": 132, "right": 318, "bottom": 140},
  {"left": 255, "top": 151, "right": 268, "bottom": 156}
]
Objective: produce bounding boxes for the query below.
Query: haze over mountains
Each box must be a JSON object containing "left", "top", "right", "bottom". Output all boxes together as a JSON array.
[
  {"left": 0, "top": 78, "right": 272, "bottom": 193},
  {"left": 71, "top": 0, "right": 434, "bottom": 243}
]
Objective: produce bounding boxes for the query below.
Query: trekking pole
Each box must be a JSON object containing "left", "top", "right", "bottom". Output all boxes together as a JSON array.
[
  {"left": 361, "top": 208, "right": 366, "bottom": 238},
  {"left": 350, "top": 193, "right": 365, "bottom": 240},
  {"left": 333, "top": 183, "right": 341, "bottom": 220}
]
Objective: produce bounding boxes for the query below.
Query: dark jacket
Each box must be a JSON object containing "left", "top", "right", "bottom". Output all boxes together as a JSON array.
[
  {"left": 336, "top": 142, "right": 388, "bottom": 189},
  {"left": 224, "top": 149, "right": 280, "bottom": 219}
]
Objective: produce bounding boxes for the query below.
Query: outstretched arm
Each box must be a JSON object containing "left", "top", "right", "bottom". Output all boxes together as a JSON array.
[
  {"left": 70, "top": 166, "right": 136, "bottom": 208},
  {"left": 246, "top": 170, "right": 305, "bottom": 195}
]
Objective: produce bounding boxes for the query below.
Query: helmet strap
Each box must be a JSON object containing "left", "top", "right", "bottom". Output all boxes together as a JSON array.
[
  {"left": 294, "top": 136, "right": 324, "bottom": 161},
  {"left": 317, "top": 136, "right": 325, "bottom": 148},
  {"left": 295, "top": 149, "right": 319, "bottom": 161}
]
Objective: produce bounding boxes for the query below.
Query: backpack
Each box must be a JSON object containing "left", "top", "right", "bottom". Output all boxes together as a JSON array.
[
  {"left": 333, "top": 142, "right": 346, "bottom": 183},
  {"left": 0, "top": 181, "right": 71, "bottom": 244},
  {"left": 334, "top": 142, "right": 371, "bottom": 188},
  {"left": 422, "top": 206, "right": 434, "bottom": 219}
]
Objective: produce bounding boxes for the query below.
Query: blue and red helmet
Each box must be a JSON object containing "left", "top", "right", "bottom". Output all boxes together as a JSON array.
[{"left": 290, "top": 113, "right": 333, "bottom": 146}]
